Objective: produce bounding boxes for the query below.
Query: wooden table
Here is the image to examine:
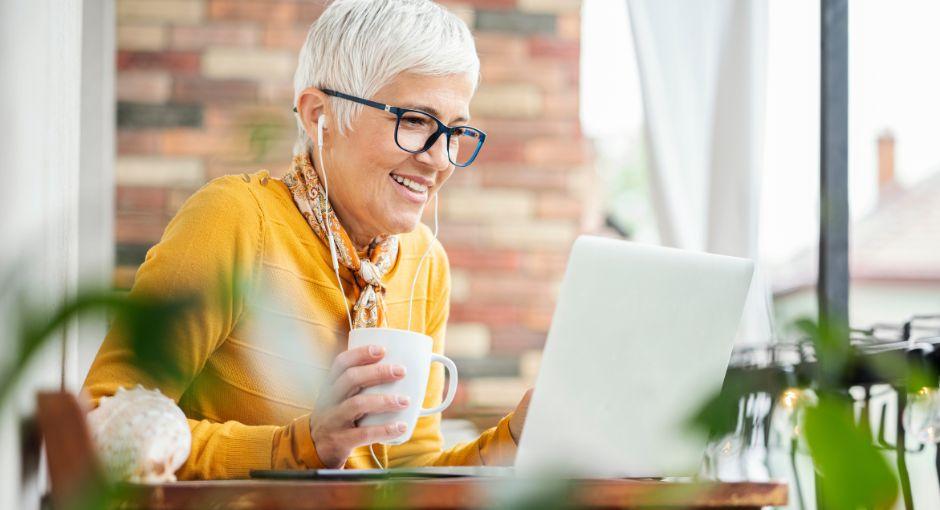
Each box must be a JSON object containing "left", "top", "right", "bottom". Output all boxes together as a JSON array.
[
  {"left": 113, "top": 478, "right": 787, "bottom": 509},
  {"left": 35, "top": 393, "right": 785, "bottom": 509}
]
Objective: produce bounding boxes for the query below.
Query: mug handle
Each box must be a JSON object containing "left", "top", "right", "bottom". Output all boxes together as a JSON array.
[{"left": 420, "top": 354, "right": 458, "bottom": 416}]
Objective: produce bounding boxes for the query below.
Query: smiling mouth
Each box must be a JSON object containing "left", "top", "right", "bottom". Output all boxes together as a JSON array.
[{"left": 390, "top": 174, "right": 430, "bottom": 195}]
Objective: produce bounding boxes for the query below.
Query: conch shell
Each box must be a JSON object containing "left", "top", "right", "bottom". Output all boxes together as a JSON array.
[{"left": 86, "top": 385, "right": 191, "bottom": 483}]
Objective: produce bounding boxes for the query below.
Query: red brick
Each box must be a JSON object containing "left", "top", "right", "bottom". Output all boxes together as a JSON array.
[
  {"left": 435, "top": 165, "right": 479, "bottom": 189},
  {"left": 536, "top": 192, "right": 583, "bottom": 220},
  {"left": 436, "top": 222, "right": 488, "bottom": 248},
  {"left": 541, "top": 91, "right": 580, "bottom": 119},
  {"left": 117, "top": 212, "right": 170, "bottom": 245},
  {"left": 522, "top": 304, "right": 556, "bottom": 332},
  {"left": 524, "top": 136, "right": 589, "bottom": 165},
  {"left": 528, "top": 36, "right": 580, "bottom": 60},
  {"left": 450, "top": 303, "right": 523, "bottom": 327},
  {"left": 172, "top": 76, "right": 258, "bottom": 103},
  {"left": 203, "top": 105, "right": 236, "bottom": 129},
  {"left": 117, "top": 50, "right": 201, "bottom": 74},
  {"left": 257, "top": 80, "right": 295, "bottom": 104},
  {"left": 162, "top": 128, "right": 232, "bottom": 157},
  {"left": 474, "top": 34, "right": 528, "bottom": 61},
  {"left": 169, "top": 23, "right": 260, "bottom": 49},
  {"left": 467, "top": 273, "right": 554, "bottom": 304},
  {"left": 480, "top": 59, "right": 567, "bottom": 90},
  {"left": 117, "top": 130, "right": 164, "bottom": 155},
  {"left": 489, "top": 325, "right": 548, "bottom": 354},
  {"left": 523, "top": 250, "right": 570, "bottom": 278},
  {"left": 479, "top": 165, "right": 570, "bottom": 191},
  {"left": 464, "top": 0, "right": 518, "bottom": 9},
  {"left": 447, "top": 247, "right": 522, "bottom": 271},
  {"left": 473, "top": 138, "right": 525, "bottom": 165},
  {"left": 475, "top": 118, "right": 579, "bottom": 139},
  {"left": 262, "top": 23, "right": 310, "bottom": 49},
  {"left": 208, "top": 0, "right": 299, "bottom": 23},
  {"left": 117, "top": 186, "right": 168, "bottom": 213},
  {"left": 297, "top": 3, "right": 326, "bottom": 21},
  {"left": 557, "top": 12, "right": 580, "bottom": 40}
]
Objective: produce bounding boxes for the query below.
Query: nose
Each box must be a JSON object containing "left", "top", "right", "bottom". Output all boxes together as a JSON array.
[{"left": 414, "top": 132, "right": 452, "bottom": 171}]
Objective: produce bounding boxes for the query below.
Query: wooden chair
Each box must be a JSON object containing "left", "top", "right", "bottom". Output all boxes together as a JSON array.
[{"left": 35, "top": 391, "right": 105, "bottom": 509}]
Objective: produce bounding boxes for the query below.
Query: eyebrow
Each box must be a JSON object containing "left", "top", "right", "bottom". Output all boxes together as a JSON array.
[{"left": 399, "top": 103, "right": 470, "bottom": 125}]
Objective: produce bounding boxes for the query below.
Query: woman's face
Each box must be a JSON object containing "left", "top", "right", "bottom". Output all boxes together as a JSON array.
[{"left": 302, "top": 72, "right": 475, "bottom": 248}]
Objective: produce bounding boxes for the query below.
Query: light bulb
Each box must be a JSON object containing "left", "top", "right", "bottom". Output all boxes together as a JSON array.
[
  {"left": 780, "top": 388, "right": 801, "bottom": 411},
  {"left": 904, "top": 386, "right": 940, "bottom": 444}
]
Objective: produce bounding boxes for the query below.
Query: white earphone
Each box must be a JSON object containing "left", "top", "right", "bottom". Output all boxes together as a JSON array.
[{"left": 314, "top": 112, "right": 353, "bottom": 330}]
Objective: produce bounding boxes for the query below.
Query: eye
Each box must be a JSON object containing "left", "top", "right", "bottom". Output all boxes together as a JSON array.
[
  {"left": 401, "top": 114, "right": 432, "bottom": 127},
  {"left": 453, "top": 127, "right": 479, "bottom": 139}
]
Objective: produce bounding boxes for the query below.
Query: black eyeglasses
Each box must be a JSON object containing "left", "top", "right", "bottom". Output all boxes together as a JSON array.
[{"left": 294, "top": 89, "right": 486, "bottom": 168}]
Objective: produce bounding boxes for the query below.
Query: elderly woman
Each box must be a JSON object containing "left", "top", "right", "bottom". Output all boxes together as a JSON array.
[{"left": 83, "top": 0, "right": 532, "bottom": 480}]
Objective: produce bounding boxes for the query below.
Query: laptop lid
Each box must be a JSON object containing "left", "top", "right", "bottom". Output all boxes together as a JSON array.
[{"left": 514, "top": 236, "right": 754, "bottom": 478}]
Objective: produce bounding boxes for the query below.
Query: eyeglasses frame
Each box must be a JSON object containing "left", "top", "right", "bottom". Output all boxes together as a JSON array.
[{"left": 293, "top": 88, "right": 486, "bottom": 168}]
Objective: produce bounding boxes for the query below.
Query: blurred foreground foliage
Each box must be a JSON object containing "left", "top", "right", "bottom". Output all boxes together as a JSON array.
[{"left": 689, "top": 315, "right": 939, "bottom": 509}]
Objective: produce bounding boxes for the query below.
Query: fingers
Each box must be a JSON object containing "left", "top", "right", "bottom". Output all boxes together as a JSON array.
[
  {"left": 332, "top": 362, "right": 406, "bottom": 401},
  {"left": 340, "top": 393, "right": 411, "bottom": 423},
  {"left": 328, "top": 345, "right": 386, "bottom": 382},
  {"left": 340, "top": 420, "right": 408, "bottom": 447}
]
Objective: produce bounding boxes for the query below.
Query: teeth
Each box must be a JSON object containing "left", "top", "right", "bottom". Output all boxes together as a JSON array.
[{"left": 391, "top": 174, "right": 428, "bottom": 193}]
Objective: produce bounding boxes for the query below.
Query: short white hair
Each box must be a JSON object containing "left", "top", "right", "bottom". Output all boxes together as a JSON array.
[{"left": 292, "top": 0, "right": 480, "bottom": 155}]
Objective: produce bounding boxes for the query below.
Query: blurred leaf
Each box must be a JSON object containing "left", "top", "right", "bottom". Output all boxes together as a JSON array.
[
  {"left": 804, "top": 393, "right": 898, "bottom": 509},
  {"left": 0, "top": 289, "right": 196, "bottom": 410},
  {"left": 112, "top": 293, "right": 198, "bottom": 386},
  {"left": 688, "top": 367, "right": 787, "bottom": 439},
  {"left": 1, "top": 292, "right": 122, "bottom": 408}
]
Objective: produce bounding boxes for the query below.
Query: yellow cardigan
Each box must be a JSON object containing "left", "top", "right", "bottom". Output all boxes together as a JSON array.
[{"left": 83, "top": 171, "right": 517, "bottom": 480}]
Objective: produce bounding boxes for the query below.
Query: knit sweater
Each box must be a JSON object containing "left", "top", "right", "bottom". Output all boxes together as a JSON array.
[{"left": 82, "top": 171, "right": 517, "bottom": 480}]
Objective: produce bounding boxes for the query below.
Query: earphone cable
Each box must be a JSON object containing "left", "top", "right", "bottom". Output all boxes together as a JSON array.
[
  {"left": 407, "top": 189, "right": 441, "bottom": 331},
  {"left": 317, "top": 130, "right": 355, "bottom": 332}
]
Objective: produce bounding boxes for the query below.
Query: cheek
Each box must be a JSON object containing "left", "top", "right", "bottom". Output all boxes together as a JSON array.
[
  {"left": 358, "top": 131, "right": 411, "bottom": 174},
  {"left": 436, "top": 168, "right": 455, "bottom": 192}
]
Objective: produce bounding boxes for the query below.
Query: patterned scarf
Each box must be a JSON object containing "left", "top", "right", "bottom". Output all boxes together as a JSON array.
[{"left": 281, "top": 152, "right": 399, "bottom": 329}]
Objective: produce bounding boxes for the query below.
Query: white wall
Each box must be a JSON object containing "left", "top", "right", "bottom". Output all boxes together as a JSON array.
[{"left": 0, "top": 1, "right": 114, "bottom": 508}]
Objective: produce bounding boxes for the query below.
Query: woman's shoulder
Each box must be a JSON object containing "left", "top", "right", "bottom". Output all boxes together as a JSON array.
[
  {"left": 179, "top": 173, "right": 260, "bottom": 219},
  {"left": 176, "top": 170, "right": 295, "bottom": 226}
]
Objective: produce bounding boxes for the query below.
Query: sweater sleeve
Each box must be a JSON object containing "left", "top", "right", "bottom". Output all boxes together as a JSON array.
[
  {"left": 82, "top": 175, "right": 324, "bottom": 479},
  {"left": 386, "top": 240, "right": 519, "bottom": 468}
]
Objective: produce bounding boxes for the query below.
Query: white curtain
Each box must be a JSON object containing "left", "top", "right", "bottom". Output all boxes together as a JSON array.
[
  {"left": 627, "top": 0, "right": 773, "bottom": 345},
  {"left": 0, "top": 1, "right": 114, "bottom": 508}
]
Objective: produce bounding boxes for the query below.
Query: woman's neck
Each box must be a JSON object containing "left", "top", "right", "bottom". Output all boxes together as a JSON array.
[{"left": 331, "top": 205, "right": 377, "bottom": 253}]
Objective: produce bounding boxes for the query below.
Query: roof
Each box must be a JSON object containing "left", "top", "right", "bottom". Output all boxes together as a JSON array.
[{"left": 771, "top": 168, "right": 940, "bottom": 295}]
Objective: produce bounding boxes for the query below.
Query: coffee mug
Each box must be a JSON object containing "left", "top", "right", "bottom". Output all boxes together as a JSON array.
[{"left": 347, "top": 327, "right": 458, "bottom": 445}]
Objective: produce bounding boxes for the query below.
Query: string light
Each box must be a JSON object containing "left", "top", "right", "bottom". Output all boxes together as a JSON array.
[{"left": 780, "top": 388, "right": 802, "bottom": 411}]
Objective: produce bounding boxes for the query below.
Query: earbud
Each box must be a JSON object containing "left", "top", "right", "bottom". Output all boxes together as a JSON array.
[{"left": 317, "top": 114, "right": 326, "bottom": 147}]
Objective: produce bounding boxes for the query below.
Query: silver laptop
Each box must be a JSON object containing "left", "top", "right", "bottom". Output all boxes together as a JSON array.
[
  {"left": 513, "top": 235, "right": 753, "bottom": 477},
  {"left": 253, "top": 235, "right": 754, "bottom": 480}
]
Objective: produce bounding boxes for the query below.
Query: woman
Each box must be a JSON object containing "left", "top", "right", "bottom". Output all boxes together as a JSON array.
[{"left": 83, "top": 0, "right": 532, "bottom": 480}]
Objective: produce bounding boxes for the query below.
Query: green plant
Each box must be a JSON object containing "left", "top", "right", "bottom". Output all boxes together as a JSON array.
[{"left": 688, "top": 315, "right": 940, "bottom": 509}]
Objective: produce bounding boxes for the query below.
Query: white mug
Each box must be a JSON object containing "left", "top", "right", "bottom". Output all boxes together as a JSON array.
[{"left": 347, "top": 327, "right": 458, "bottom": 445}]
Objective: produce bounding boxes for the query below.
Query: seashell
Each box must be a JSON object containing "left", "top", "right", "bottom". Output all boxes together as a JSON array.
[{"left": 86, "top": 385, "right": 191, "bottom": 483}]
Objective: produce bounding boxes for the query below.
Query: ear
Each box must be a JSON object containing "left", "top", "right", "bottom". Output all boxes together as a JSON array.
[{"left": 296, "top": 87, "right": 331, "bottom": 146}]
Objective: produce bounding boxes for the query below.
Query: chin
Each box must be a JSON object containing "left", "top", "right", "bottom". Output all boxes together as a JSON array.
[{"left": 383, "top": 208, "right": 425, "bottom": 235}]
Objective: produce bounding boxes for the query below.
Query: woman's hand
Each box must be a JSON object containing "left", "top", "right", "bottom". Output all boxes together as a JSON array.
[
  {"left": 508, "top": 388, "right": 534, "bottom": 443},
  {"left": 309, "top": 345, "right": 411, "bottom": 468}
]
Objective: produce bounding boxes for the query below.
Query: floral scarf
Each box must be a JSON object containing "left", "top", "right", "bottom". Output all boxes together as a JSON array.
[{"left": 281, "top": 152, "right": 399, "bottom": 329}]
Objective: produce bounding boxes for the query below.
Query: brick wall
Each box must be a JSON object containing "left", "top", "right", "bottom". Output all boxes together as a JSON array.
[{"left": 115, "top": 0, "right": 596, "bottom": 415}]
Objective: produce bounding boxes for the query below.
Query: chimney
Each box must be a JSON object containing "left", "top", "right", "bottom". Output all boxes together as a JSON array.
[{"left": 877, "top": 129, "right": 896, "bottom": 200}]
